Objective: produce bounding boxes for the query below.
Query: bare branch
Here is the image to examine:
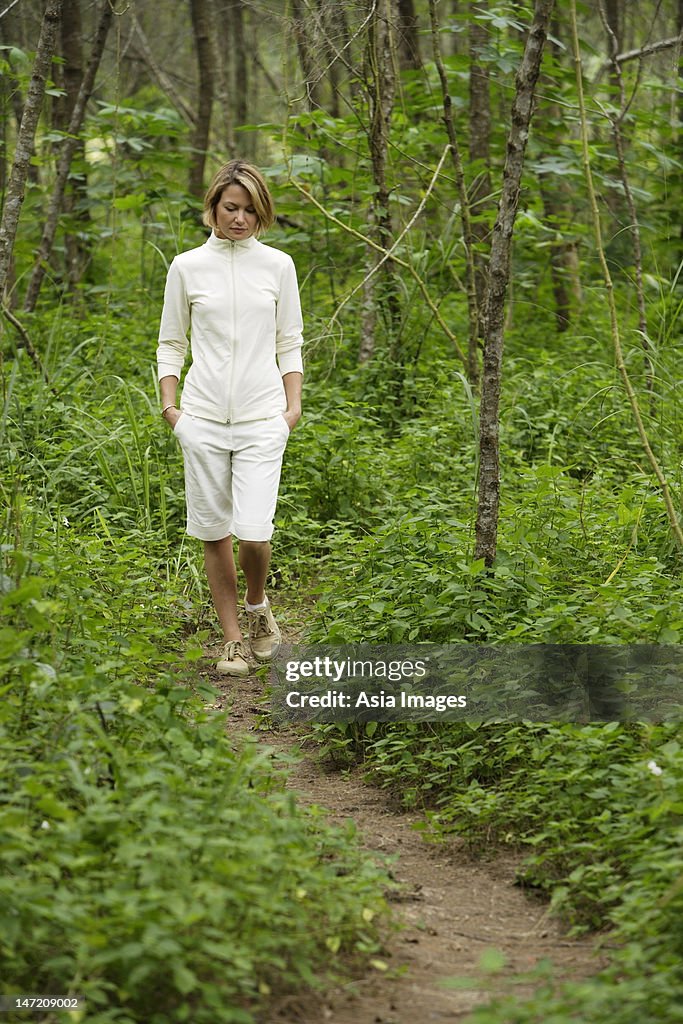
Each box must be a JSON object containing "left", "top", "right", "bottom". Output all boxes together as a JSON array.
[
  {"left": 0, "top": 0, "right": 21, "bottom": 21},
  {"left": 327, "top": 144, "right": 451, "bottom": 338},
  {"left": 286, "top": 0, "right": 376, "bottom": 104},
  {"left": 597, "top": 32, "right": 683, "bottom": 75},
  {"left": 130, "top": 13, "right": 196, "bottom": 127},
  {"left": 2, "top": 305, "right": 55, "bottom": 392},
  {"left": 287, "top": 173, "right": 468, "bottom": 367}
]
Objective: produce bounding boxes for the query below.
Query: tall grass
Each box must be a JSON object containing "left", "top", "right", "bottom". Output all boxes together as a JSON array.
[{"left": 0, "top": 307, "right": 391, "bottom": 1023}]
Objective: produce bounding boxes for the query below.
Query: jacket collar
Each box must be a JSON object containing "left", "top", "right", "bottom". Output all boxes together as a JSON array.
[{"left": 207, "top": 231, "right": 258, "bottom": 254}]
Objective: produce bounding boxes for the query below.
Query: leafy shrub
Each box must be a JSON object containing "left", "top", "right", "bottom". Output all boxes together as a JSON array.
[
  {"left": 0, "top": 573, "right": 389, "bottom": 1023},
  {"left": 293, "top": 346, "right": 683, "bottom": 645}
]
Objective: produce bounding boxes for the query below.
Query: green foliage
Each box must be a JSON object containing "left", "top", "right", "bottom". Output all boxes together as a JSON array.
[
  {"left": 284, "top": 323, "right": 683, "bottom": 646},
  {"left": 0, "top": 557, "right": 389, "bottom": 1022},
  {"left": 278, "top": 292, "right": 683, "bottom": 1023},
  {"left": 2, "top": 5, "right": 683, "bottom": 1019},
  {"left": 285, "top": 268, "right": 683, "bottom": 1016},
  {"left": 0, "top": 317, "right": 390, "bottom": 1022}
]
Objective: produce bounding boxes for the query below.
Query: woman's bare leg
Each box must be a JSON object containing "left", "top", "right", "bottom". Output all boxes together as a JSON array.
[
  {"left": 238, "top": 540, "right": 271, "bottom": 606},
  {"left": 204, "top": 536, "right": 242, "bottom": 641}
]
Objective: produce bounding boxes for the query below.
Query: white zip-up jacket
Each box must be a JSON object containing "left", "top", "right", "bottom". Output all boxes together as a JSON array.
[{"left": 157, "top": 232, "right": 304, "bottom": 424}]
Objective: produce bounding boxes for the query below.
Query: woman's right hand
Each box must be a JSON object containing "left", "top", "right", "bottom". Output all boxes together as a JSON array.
[{"left": 163, "top": 407, "right": 183, "bottom": 430}]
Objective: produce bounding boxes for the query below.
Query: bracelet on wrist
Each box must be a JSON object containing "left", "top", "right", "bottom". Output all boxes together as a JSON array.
[{"left": 161, "top": 405, "right": 176, "bottom": 417}]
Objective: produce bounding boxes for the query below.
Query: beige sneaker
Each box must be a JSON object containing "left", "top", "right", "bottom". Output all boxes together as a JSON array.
[
  {"left": 246, "top": 597, "right": 281, "bottom": 662},
  {"left": 216, "top": 639, "right": 250, "bottom": 677}
]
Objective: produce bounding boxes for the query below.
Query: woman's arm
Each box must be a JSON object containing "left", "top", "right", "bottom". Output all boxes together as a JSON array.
[
  {"left": 282, "top": 371, "right": 302, "bottom": 432},
  {"left": 160, "top": 374, "right": 181, "bottom": 428},
  {"left": 157, "top": 259, "right": 190, "bottom": 383},
  {"left": 275, "top": 258, "right": 304, "bottom": 376}
]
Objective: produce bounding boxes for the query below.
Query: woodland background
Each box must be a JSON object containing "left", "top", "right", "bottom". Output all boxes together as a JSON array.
[{"left": 1, "top": 0, "right": 683, "bottom": 1022}]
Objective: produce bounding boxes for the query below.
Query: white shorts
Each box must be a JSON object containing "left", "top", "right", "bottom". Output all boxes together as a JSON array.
[{"left": 172, "top": 412, "right": 290, "bottom": 542}]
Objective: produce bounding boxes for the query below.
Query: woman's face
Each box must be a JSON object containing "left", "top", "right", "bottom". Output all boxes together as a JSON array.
[{"left": 214, "top": 184, "right": 259, "bottom": 241}]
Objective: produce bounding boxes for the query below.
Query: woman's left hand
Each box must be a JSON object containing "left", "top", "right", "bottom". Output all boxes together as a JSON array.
[{"left": 282, "top": 408, "right": 301, "bottom": 433}]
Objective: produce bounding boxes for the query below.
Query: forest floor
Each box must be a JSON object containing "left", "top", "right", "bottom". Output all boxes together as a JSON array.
[{"left": 198, "top": 605, "right": 604, "bottom": 1024}]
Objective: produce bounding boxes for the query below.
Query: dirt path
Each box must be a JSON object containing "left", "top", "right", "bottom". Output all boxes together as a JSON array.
[{"left": 202, "top": 630, "right": 603, "bottom": 1024}]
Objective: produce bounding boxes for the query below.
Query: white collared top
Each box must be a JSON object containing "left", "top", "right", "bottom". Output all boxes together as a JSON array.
[{"left": 157, "top": 232, "right": 304, "bottom": 424}]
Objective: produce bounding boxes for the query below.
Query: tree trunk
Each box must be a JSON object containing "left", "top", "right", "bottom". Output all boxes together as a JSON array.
[
  {"left": 447, "top": 0, "right": 461, "bottom": 56},
  {"left": 0, "top": 0, "right": 64, "bottom": 303},
  {"left": 234, "top": 1, "right": 248, "bottom": 130},
  {"left": 429, "top": 0, "right": 479, "bottom": 383},
  {"left": 291, "top": 0, "right": 322, "bottom": 110},
  {"left": 538, "top": 175, "right": 571, "bottom": 332},
  {"left": 23, "top": 0, "right": 113, "bottom": 312},
  {"left": 358, "top": 274, "right": 376, "bottom": 364},
  {"left": 469, "top": 0, "right": 492, "bottom": 331},
  {"left": 369, "top": 0, "right": 398, "bottom": 268},
  {"left": 0, "top": 51, "right": 9, "bottom": 209},
  {"left": 474, "top": 0, "right": 555, "bottom": 566},
  {"left": 1, "top": 3, "right": 39, "bottom": 191},
  {"left": 210, "top": 0, "right": 235, "bottom": 157},
  {"left": 0, "top": 27, "right": 10, "bottom": 203},
  {"left": 0, "top": 15, "right": 20, "bottom": 302},
  {"left": 569, "top": 0, "right": 683, "bottom": 551},
  {"left": 248, "top": 13, "right": 262, "bottom": 156},
  {"left": 605, "top": 0, "right": 622, "bottom": 65},
  {"left": 676, "top": 0, "right": 682, "bottom": 252},
  {"left": 54, "top": 0, "right": 91, "bottom": 293},
  {"left": 536, "top": 19, "right": 575, "bottom": 332},
  {"left": 53, "top": 0, "right": 82, "bottom": 130},
  {"left": 601, "top": 0, "right": 623, "bottom": 224},
  {"left": 397, "top": 0, "right": 422, "bottom": 70},
  {"left": 359, "top": 0, "right": 400, "bottom": 366},
  {"left": 189, "top": 0, "right": 215, "bottom": 197},
  {"left": 598, "top": 0, "right": 654, "bottom": 390},
  {"left": 318, "top": 0, "right": 348, "bottom": 117},
  {"left": 566, "top": 242, "right": 582, "bottom": 307}
]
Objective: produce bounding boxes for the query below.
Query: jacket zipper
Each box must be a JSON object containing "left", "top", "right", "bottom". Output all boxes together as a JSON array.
[{"left": 227, "top": 241, "right": 237, "bottom": 423}]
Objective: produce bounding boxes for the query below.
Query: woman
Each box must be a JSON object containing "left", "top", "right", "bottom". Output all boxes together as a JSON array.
[{"left": 157, "top": 160, "right": 303, "bottom": 677}]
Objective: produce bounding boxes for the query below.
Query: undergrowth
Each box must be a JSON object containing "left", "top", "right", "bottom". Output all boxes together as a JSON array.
[
  {"left": 1, "top": 245, "right": 682, "bottom": 1023},
  {"left": 0, "top": 542, "right": 390, "bottom": 1023},
  {"left": 281, "top": 300, "right": 683, "bottom": 1021},
  {"left": 0, "top": 315, "right": 391, "bottom": 1021}
]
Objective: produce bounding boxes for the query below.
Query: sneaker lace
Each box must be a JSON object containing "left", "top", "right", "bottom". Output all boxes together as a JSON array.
[
  {"left": 223, "top": 640, "right": 245, "bottom": 659},
  {"left": 250, "top": 612, "right": 272, "bottom": 639}
]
